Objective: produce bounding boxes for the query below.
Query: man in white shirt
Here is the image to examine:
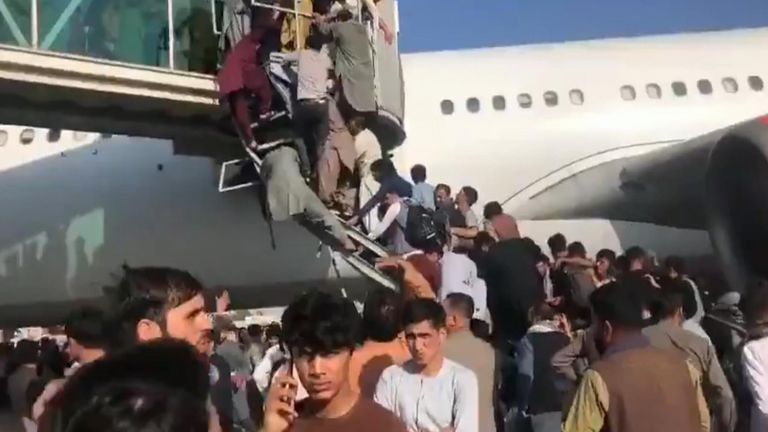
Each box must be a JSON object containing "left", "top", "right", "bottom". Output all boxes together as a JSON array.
[
  {"left": 374, "top": 298, "right": 478, "bottom": 432},
  {"left": 292, "top": 32, "right": 333, "bottom": 174},
  {"left": 743, "top": 282, "right": 768, "bottom": 432},
  {"left": 440, "top": 247, "right": 479, "bottom": 301},
  {"left": 349, "top": 116, "right": 382, "bottom": 232}
]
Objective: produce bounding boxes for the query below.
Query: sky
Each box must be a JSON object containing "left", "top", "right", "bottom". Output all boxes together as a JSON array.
[{"left": 398, "top": 0, "right": 768, "bottom": 53}]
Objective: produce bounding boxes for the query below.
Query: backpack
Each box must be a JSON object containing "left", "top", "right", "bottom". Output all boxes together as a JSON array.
[{"left": 404, "top": 203, "right": 445, "bottom": 250}]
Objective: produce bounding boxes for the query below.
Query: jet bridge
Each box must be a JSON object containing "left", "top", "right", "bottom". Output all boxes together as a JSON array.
[{"left": 0, "top": 0, "right": 406, "bottom": 293}]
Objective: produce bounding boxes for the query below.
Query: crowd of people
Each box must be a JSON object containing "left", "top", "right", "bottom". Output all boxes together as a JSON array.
[
  {"left": 0, "top": 171, "right": 765, "bottom": 432},
  {"left": 0, "top": 2, "right": 765, "bottom": 432}
]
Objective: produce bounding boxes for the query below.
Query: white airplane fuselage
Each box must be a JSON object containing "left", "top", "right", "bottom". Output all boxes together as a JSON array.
[
  {"left": 0, "top": 28, "right": 767, "bottom": 324},
  {"left": 396, "top": 28, "right": 768, "bottom": 258}
]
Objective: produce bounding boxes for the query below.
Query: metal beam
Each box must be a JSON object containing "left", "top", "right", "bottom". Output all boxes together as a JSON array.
[
  {"left": 0, "top": 0, "right": 30, "bottom": 46},
  {"left": 167, "top": 0, "right": 175, "bottom": 69},
  {"left": 252, "top": 1, "right": 311, "bottom": 18},
  {"left": 30, "top": 0, "right": 37, "bottom": 47},
  {"left": 40, "top": 0, "right": 84, "bottom": 50}
]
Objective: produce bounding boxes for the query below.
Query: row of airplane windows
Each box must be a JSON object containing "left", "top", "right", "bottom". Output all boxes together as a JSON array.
[
  {"left": 440, "top": 75, "right": 766, "bottom": 115},
  {"left": 0, "top": 129, "right": 108, "bottom": 147}
]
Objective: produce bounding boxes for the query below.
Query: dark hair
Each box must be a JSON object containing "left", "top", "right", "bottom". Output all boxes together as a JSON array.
[
  {"left": 625, "top": 246, "right": 647, "bottom": 264},
  {"left": 281, "top": 291, "right": 362, "bottom": 355},
  {"left": 264, "top": 323, "right": 282, "bottom": 341},
  {"left": 596, "top": 249, "right": 617, "bottom": 263},
  {"left": 483, "top": 201, "right": 503, "bottom": 219},
  {"left": 664, "top": 255, "right": 685, "bottom": 274},
  {"left": 65, "top": 306, "right": 108, "bottom": 350},
  {"left": 589, "top": 282, "right": 646, "bottom": 328},
  {"left": 460, "top": 186, "right": 478, "bottom": 206},
  {"left": 402, "top": 298, "right": 446, "bottom": 329},
  {"left": 445, "top": 293, "right": 474, "bottom": 320},
  {"left": 521, "top": 237, "right": 542, "bottom": 260},
  {"left": 49, "top": 339, "right": 210, "bottom": 430},
  {"left": 656, "top": 283, "right": 686, "bottom": 319},
  {"left": 247, "top": 324, "right": 263, "bottom": 340},
  {"left": 743, "top": 279, "right": 768, "bottom": 328},
  {"left": 536, "top": 253, "right": 550, "bottom": 264},
  {"left": 528, "top": 302, "right": 557, "bottom": 325},
  {"left": 469, "top": 319, "right": 491, "bottom": 341},
  {"left": 567, "top": 241, "right": 587, "bottom": 259},
  {"left": 474, "top": 231, "right": 496, "bottom": 250},
  {"left": 38, "top": 342, "right": 67, "bottom": 379},
  {"left": 547, "top": 233, "right": 567, "bottom": 255},
  {"left": 362, "top": 288, "right": 403, "bottom": 343},
  {"left": 105, "top": 266, "right": 204, "bottom": 352},
  {"left": 435, "top": 184, "right": 451, "bottom": 197},
  {"left": 64, "top": 381, "right": 209, "bottom": 432},
  {"left": 370, "top": 158, "right": 396, "bottom": 178},
  {"left": 336, "top": 8, "right": 353, "bottom": 21},
  {"left": 305, "top": 31, "right": 325, "bottom": 51},
  {"left": 615, "top": 254, "right": 629, "bottom": 274},
  {"left": 410, "top": 164, "right": 427, "bottom": 184},
  {"left": 13, "top": 339, "right": 39, "bottom": 365}
]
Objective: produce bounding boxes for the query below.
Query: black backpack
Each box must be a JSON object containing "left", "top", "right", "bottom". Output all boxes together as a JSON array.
[{"left": 404, "top": 203, "right": 445, "bottom": 250}]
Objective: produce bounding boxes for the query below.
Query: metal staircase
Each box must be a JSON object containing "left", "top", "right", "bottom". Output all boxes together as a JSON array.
[{"left": 218, "top": 137, "right": 398, "bottom": 291}]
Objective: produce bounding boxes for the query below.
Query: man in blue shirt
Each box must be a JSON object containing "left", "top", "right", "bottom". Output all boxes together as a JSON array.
[{"left": 410, "top": 164, "right": 436, "bottom": 211}]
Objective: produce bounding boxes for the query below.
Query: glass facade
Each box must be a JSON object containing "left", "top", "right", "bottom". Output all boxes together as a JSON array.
[
  {"left": 0, "top": 0, "right": 218, "bottom": 72},
  {"left": 0, "top": 0, "right": 32, "bottom": 47},
  {"left": 172, "top": 0, "right": 219, "bottom": 74}
]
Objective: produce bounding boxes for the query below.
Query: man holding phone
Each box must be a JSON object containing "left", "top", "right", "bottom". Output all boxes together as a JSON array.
[{"left": 261, "top": 291, "right": 406, "bottom": 432}]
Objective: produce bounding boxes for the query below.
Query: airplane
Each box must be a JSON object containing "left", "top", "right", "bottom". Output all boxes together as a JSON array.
[{"left": 0, "top": 27, "right": 767, "bottom": 326}]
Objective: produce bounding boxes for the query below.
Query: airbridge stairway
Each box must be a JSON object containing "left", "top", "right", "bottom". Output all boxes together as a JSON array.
[
  {"left": 0, "top": 0, "right": 404, "bottom": 144},
  {"left": 0, "top": 0, "right": 405, "bottom": 291}
]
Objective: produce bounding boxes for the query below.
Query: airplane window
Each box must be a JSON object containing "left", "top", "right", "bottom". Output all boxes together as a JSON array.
[
  {"left": 569, "top": 89, "right": 584, "bottom": 105},
  {"left": 47, "top": 129, "right": 61, "bottom": 143},
  {"left": 646, "top": 84, "right": 662, "bottom": 99},
  {"left": 466, "top": 97, "right": 480, "bottom": 113},
  {"left": 748, "top": 76, "right": 764, "bottom": 91},
  {"left": 621, "top": 85, "right": 637, "bottom": 101},
  {"left": 543, "top": 91, "right": 558, "bottom": 107},
  {"left": 0, "top": 130, "right": 6, "bottom": 147},
  {"left": 697, "top": 79, "right": 713, "bottom": 95},
  {"left": 492, "top": 95, "right": 506, "bottom": 111},
  {"left": 101, "top": 133, "right": 113, "bottom": 139},
  {"left": 722, "top": 77, "right": 738, "bottom": 93},
  {"left": 620, "top": 85, "right": 636, "bottom": 101},
  {"left": 440, "top": 100, "right": 454, "bottom": 115},
  {"left": 672, "top": 81, "right": 688, "bottom": 97},
  {"left": 20, "top": 128, "right": 35, "bottom": 145},
  {"left": 517, "top": 93, "right": 533, "bottom": 109}
]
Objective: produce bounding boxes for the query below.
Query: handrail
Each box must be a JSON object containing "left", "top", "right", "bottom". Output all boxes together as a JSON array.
[
  {"left": 704, "top": 313, "right": 747, "bottom": 336},
  {"left": 210, "top": 0, "right": 222, "bottom": 36},
  {"left": 252, "top": 1, "right": 312, "bottom": 18}
]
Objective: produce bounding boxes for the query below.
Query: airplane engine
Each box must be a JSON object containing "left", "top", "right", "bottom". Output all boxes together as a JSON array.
[
  {"left": 512, "top": 115, "right": 768, "bottom": 294},
  {"left": 706, "top": 117, "right": 768, "bottom": 293}
]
